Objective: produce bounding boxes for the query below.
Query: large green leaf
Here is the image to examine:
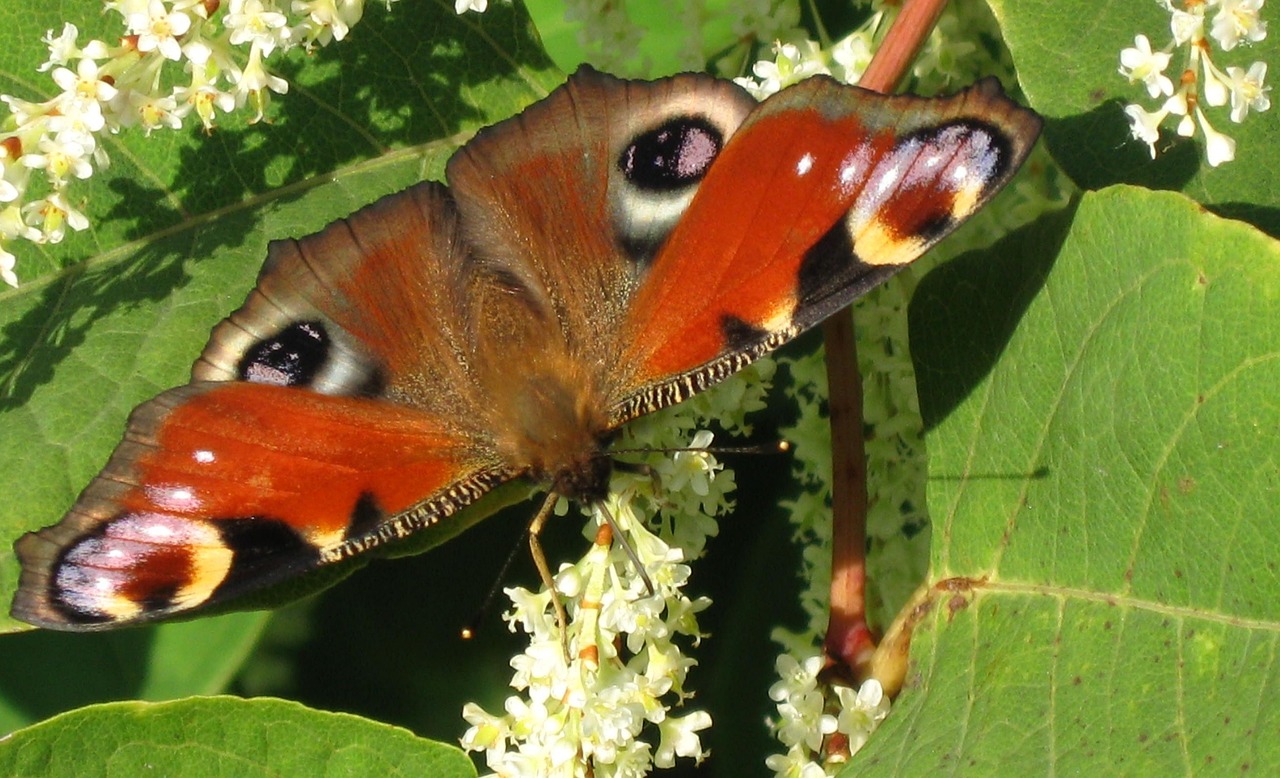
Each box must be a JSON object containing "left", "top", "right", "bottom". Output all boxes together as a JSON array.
[
  {"left": 852, "top": 185, "right": 1280, "bottom": 772},
  {"left": 0, "top": 696, "right": 476, "bottom": 777}
]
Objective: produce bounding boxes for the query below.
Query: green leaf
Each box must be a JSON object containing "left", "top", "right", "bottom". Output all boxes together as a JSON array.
[
  {"left": 853, "top": 186, "right": 1280, "bottom": 772},
  {"left": 0, "top": 611, "right": 269, "bottom": 737},
  {"left": 0, "top": 696, "right": 476, "bottom": 777},
  {"left": 993, "top": 0, "right": 1280, "bottom": 236}
]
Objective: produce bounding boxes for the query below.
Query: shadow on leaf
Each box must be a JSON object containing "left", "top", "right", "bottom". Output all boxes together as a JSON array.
[{"left": 910, "top": 198, "right": 1078, "bottom": 430}]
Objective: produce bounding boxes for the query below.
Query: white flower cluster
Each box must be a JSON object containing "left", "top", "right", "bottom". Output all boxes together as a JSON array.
[
  {"left": 1121, "top": 0, "right": 1271, "bottom": 167},
  {"left": 731, "top": 0, "right": 997, "bottom": 99},
  {"left": 764, "top": 655, "right": 890, "bottom": 776},
  {"left": 0, "top": 0, "right": 387, "bottom": 287},
  {"left": 460, "top": 361, "right": 774, "bottom": 777},
  {"left": 733, "top": 34, "right": 875, "bottom": 99}
]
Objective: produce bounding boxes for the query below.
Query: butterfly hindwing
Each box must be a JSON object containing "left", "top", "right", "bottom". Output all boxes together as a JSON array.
[{"left": 446, "top": 67, "right": 757, "bottom": 377}]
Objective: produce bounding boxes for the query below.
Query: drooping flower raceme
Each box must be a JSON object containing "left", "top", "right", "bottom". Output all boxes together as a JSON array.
[
  {"left": 1120, "top": 0, "right": 1271, "bottom": 166},
  {"left": 460, "top": 360, "right": 774, "bottom": 777}
]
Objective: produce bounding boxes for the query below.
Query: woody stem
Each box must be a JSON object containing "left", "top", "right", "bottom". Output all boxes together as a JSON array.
[{"left": 821, "top": 0, "right": 950, "bottom": 685}]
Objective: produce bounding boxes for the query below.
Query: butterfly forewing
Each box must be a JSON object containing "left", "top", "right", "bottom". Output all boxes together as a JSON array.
[{"left": 612, "top": 76, "right": 1041, "bottom": 421}]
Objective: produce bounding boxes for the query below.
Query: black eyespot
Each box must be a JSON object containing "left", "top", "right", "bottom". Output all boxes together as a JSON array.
[
  {"left": 237, "top": 321, "right": 329, "bottom": 386},
  {"left": 619, "top": 117, "right": 723, "bottom": 191}
]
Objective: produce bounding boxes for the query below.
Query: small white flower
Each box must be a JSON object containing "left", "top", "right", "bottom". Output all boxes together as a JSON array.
[
  {"left": 1119, "top": 34, "right": 1174, "bottom": 98},
  {"left": 1197, "top": 107, "right": 1237, "bottom": 165},
  {"left": 1201, "top": 58, "right": 1232, "bottom": 107},
  {"left": 770, "top": 654, "right": 837, "bottom": 754},
  {"left": 0, "top": 94, "right": 46, "bottom": 127},
  {"left": 39, "top": 24, "right": 83, "bottom": 72},
  {"left": 231, "top": 44, "right": 290, "bottom": 122},
  {"left": 52, "top": 58, "right": 119, "bottom": 107},
  {"left": 831, "top": 31, "right": 875, "bottom": 84},
  {"left": 455, "top": 0, "right": 488, "bottom": 12},
  {"left": 0, "top": 156, "right": 23, "bottom": 203},
  {"left": 764, "top": 744, "right": 828, "bottom": 778},
  {"left": 48, "top": 101, "right": 108, "bottom": 143},
  {"left": 0, "top": 205, "right": 41, "bottom": 242},
  {"left": 1227, "top": 61, "right": 1272, "bottom": 121},
  {"left": 23, "top": 192, "right": 89, "bottom": 243},
  {"left": 504, "top": 585, "right": 557, "bottom": 639},
  {"left": 769, "top": 653, "right": 824, "bottom": 702},
  {"left": 1163, "top": 89, "right": 1191, "bottom": 117},
  {"left": 132, "top": 1, "right": 193, "bottom": 61},
  {"left": 292, "top": 0, "right": 365, "bottom": 46},
  {"left": 665, "top": 430, "right": 716, "bottom": 497},
  {"left": 834, "top": 679, "right": 891, "bottom": 753},
  {"left": 1168, "top": 3, "right": 1205, "bottom": 46},
  {"left": 1210, "top": 0, "right": 1268, "bottom": 51},
  {"left": 509, "top": 637, "right": 570, "bottom": 698},
  {"left": 173, "top": 82, "right": 238, "bottom": 131},
  {"left": 460, "top": 702, "right": 510, "bottom": 763},
  {"left": 125, "top": 91, "right": 185, "bottom": 134},
  {"left": 226, "top": 0, "right": 292, "bottom": 56},
  {"left": 738, "top": 41, "right": 831, "bottom": 99},
  {"left": 22, "top": 135, "right": 93, "bottom": 186},
  {"left": 653, "top": 710, "right": 711, "bottom": 768},
  {"left": 0, "top": 245, "right": 17, "bottom": 287},
  {"left": 1176, "top": 109, "right": 1196, "bottom": 137}
]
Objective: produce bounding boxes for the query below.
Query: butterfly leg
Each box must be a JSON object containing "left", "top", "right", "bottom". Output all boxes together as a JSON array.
[{"left": 527, "top": 491, "right": 571, "bottom": 660}]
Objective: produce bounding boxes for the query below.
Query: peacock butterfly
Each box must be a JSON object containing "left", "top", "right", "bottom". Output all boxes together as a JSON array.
[{"left": 10, "top": 66, "right": 1040, "bottom": 631}]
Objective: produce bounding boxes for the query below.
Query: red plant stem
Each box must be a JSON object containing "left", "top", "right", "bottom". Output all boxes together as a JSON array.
[{"left": 821, "top": 0, "right": 949, "bottom": 684}]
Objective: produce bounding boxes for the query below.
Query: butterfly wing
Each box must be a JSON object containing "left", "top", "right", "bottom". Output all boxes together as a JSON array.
[
  {"left": 612, "top": 76, "right": 1042, "bottom": 418},
  {"left": 12, "top": 183, "right": 521, "bottom": 630}
]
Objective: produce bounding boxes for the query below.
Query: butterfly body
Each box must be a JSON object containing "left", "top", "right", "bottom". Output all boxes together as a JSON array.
[{"left": 11, "top": 67, "right": 1041, "bottom": 631}]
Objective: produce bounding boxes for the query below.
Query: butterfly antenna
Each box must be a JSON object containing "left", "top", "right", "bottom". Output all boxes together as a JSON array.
[
  {"left": 609, "top": 439, "right": 791, "bottom": 458},
  {"left": 460, "top": 520, "right": 532, "bottom": 641},
  {"left": 596, "top": 500, "right": 656, "bottom": 596},
  {"left": 527, "top": 491, "right": 572, "bottom": 661}
]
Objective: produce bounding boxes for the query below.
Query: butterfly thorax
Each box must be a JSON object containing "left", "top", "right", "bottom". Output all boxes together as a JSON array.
[{"left": 489, "top": 365, "right": 616, "bottom": 504}]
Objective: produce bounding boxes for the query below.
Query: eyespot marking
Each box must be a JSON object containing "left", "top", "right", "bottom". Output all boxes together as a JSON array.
[
  {"left": 619, "top": 116, "right": 723, "bottom": 191},
  {"left": 237, "top": 321, "right": 330, "bottom": 386}
]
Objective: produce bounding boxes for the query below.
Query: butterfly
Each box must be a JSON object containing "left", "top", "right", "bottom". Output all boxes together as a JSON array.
[{"left": 10, "top": 66, "right": 1041, "bottom": 631}]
